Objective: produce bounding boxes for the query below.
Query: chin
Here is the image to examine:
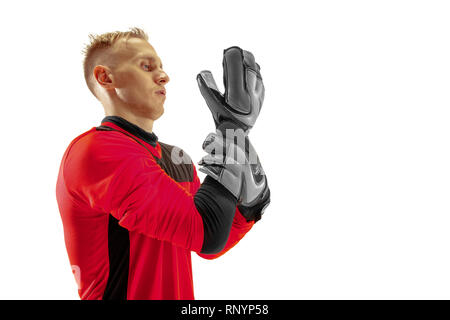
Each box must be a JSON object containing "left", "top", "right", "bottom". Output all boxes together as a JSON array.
[
  {"left": 141, "top": 103, "right": 164, "bottom": 120},
  {"left": 152, "top": 107, "right": 164, "bottom": 120}
]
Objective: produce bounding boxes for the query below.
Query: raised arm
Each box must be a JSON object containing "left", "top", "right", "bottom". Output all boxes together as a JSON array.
[{"left": 61, "top": 131, "right": 238, "bottom": 254}]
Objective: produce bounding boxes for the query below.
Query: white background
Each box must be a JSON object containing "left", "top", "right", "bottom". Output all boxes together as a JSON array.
[{"left": 0, "top": 0, "right": 449, "bottom": 299}]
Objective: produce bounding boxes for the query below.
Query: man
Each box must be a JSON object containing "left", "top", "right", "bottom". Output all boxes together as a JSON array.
[{"left": 55, "top": 27, "right": 270, "bottom": 300}]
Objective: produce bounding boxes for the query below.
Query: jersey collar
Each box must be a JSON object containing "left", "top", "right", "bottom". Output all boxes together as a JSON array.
[{"left": 101, "top": 115, "right": 158, "bottom": 147}]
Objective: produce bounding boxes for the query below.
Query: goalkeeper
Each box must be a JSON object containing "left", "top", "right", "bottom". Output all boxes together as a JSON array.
[{"left": 55, "top": 27, "right": 270, "bottom": 300}]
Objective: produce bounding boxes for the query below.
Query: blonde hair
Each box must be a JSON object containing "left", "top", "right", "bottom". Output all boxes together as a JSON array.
[{"left": 81, "top": 27, "right": 149, "bottom": 99}]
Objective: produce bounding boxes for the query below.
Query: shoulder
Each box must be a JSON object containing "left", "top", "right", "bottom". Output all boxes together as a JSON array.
[
  {"left": 68, "top": 127, "right": 148, "bottom": 161},
  {"left": 63, "top": 127, "right": 150, "bottom": 180},
  {"left": 62, "top": 127, "right": 155, "bottom": 191}
]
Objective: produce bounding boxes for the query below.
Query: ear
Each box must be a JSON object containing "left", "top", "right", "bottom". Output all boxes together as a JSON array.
[{"left": 93, "top": 65, "right": 114, "bottom": 89}]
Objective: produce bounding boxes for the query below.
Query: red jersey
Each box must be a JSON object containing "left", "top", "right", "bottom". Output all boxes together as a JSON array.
[{"left": 55, "top": 117, "right": 254, "bottom": 300}]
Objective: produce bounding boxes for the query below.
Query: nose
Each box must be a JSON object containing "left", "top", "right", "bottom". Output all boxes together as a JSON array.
[{"left": 156, "top": 70, "right": 170, "bottom": 85}]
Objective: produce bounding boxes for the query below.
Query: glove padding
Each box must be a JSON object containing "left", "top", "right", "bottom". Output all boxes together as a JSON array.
[
  {"left": 238, "top": 184, "right": 270, "bottom": 223},
  {"left": 196, "top": 46, "right": 265, "bottom": 133},
  {"left": 198, "top": 130, "right": 269, "bottom": 221}
]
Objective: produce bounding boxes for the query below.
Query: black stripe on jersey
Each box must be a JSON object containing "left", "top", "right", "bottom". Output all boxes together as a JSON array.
[{"left": 102, "top": 215, "right": 130, "bottom": 300}]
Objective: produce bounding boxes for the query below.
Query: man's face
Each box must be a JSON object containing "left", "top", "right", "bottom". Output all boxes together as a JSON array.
[{"left": 107, "top": 37, "right": 170, "bottom": 119}]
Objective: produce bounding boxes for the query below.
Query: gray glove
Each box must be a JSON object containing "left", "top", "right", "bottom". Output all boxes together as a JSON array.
[
  {"left": 196, "top": 46, "right": 265, "bottom": 133},
  {"left": 197, "top": 46, "right": 270, "bottom": 222},
  {"left": 198, "top": 129, "right": 270, "bottom": 222}
]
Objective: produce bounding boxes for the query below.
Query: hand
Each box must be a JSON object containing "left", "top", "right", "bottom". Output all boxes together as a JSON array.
[
  {"left": 197, "top": 46, "right": 265, "bottom": 133},
  {"left": 198, "top": 129, "right": 270, "bottom": 222}
]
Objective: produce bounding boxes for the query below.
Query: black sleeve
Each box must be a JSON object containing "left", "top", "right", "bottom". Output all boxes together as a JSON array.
[{"left": 194, "top": 175, "right": 238, "bottom": 254}]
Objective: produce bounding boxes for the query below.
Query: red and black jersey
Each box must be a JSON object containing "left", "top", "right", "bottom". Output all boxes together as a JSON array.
[{"left": 55, "top": 116, "right": 254, "bottom": 300}]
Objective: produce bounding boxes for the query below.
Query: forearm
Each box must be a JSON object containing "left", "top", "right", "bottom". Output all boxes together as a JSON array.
[
  {"left": 194, "top": 175, "right": 238, "bottom": 254},
  {"left": 196, "top": 207, "right": 254, "bottom": 260}
]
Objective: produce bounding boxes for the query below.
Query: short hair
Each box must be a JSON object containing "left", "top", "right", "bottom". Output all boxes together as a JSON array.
[{"left": 81, "top": 27, "right": 149, "bottom": 99}]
